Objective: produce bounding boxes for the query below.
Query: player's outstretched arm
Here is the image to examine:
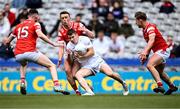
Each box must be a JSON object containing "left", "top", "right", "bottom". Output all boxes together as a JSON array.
[
  {"left": 57, "top": 46, "right": 64, "bottom": 67},
  {"left": 36, "top": 30, "right": 64, "bottom": 47},
  {"left": 79, "top": 23, "right": 95, "bottom": 39},
  {"left": 84, "top": 28, "right": 95, "bottom": 39}
]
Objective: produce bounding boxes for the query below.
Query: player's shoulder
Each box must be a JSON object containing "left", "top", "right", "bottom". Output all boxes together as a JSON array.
[
  {"left": 13, "top": 22, "right": 23, "bottom": 32},
  {"left": 73, "top": 21, "right": 82, "bottom": 25},
  {"left": 73, "top": 21, "right": 84, "bottom": 28},
  {"left": 79, "top": 36, "right": 90, "bottom": 41},
  {"left": 67, "top": 41, "right": 74, "bottom": 49},
  {"left": 149, "top": 23, "right": 156, "bottom": 27},
  {"left": 34, "top": 22, "right": 41, "bottom": 26},
  {"left": 147, "top": 23, "right": 156, "bottom": 32},
  {"left": 79, "top": 36, "right": 91, "bottom": 45},
  {"left": 59, "top": 25, "right": 66, "bottom": 34},
  {"left": 14, "top": 23, "right": 22, "bottom": 29}
]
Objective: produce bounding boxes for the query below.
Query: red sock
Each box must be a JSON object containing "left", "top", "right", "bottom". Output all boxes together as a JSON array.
[
  {"left": 21, "top": 77, "right": 25, "bottom": 83},
  {"left": 54, "top": 80, "right": 59, "bottom": 86},
  {"left": 157, "top": 81, "right": 163, "bottom": 87}
]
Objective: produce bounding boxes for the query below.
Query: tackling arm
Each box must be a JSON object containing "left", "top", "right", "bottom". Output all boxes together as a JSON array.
[
  {"left": 83, "top": 28, "right": 95, "bottom": 39},
  {"left": 36, "top": 30, "right": 55, "bottom": 46},
  {"left": 58, "top": 46, "right": 64, "bottom": 61},
  {"left": 36, "top": 30, "right": 64, "bottom": 47},
  {"left": 79, "top": 23, "right": 95, "bottom": 39}
]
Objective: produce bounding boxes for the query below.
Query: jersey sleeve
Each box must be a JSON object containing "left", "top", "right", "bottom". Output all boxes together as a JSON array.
[
  {"left": 34, "top": 22, "right": 41, "bottom": 32},
  {"left": 147, "top": 26, "right": 156, "bottom": 36}
]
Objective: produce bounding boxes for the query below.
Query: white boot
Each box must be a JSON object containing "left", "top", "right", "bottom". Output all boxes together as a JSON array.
[
  {"left": 82, "top": 92, "right": 95, "bottom": 96},
  {"left": 122, "top": 82, "right": 129, "bottom": 96}
]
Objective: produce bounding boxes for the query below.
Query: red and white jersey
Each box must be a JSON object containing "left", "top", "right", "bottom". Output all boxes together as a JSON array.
[
  {"left": 143, "top": 22, "right": 168, "bottom": 52},
  {"left": 11, "top": 19, "right": 41, "bottom": 55},
  {"left": 58, "top": 21, "right": 85, "bottom": 44}
]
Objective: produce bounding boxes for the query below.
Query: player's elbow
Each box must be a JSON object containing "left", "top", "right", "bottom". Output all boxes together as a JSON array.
[
  {"left": 91, "top": 51, "right": 95, "bottom": 56},
  {"left": 88, "top": 49, "right": 95, "bottom": 57}
]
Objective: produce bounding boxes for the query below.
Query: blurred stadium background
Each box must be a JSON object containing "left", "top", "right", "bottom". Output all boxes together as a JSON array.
[{"left": 0, "top": 0, "right": 180, "bottom": 108}]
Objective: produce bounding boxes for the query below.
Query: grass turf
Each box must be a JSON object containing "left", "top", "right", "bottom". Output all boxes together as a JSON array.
[{"left": 0, "top": 94, "right": 179, "bottom": 109}]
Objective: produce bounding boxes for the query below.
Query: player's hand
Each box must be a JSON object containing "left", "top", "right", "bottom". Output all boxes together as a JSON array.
[
  {"left": 66, "top": 49, "right": 71, "bottom": 55},
  {"left": 138, "top": 51, "right": 148, "bottom": 65},
  {"left": 57, "top": 59, "right": 62, "bottom": 68},
  {"left": 47, "top": 34, "right": 51, "bottom": 39},
  {"left": 74, "top": 52, "right": 84, "bottom": 60},
  {"left": 74, "top": 52, "right": 78, "bottom": 59},
  {"left": 78, "top": 25, "right": 86, "bottom": 32}
]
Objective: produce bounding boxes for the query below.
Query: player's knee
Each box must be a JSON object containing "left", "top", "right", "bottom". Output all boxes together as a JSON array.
[
  {"left": 146, "top": 63, "right": 153, "bottom": 69},
  {"left": 46, "top": 63, "right": 56, "bottom": 69},
  {"left": 75, "top": 72, "right": 82, "bottom": 79}
]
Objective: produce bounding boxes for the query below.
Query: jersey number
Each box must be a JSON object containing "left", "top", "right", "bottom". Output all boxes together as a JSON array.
[{"left": 17, "top": 26, "right": 29, "bottom": 39}]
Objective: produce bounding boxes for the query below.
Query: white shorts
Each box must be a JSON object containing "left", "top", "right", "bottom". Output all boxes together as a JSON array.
[
  {"left": 155, "top": 48, "right": 170, "bottom": 63},
  {"left": 81, "top": 56, "right": 106, "bottom": 75},
  {"left": 15, "top": 51, "right": 42, "bottom": 64}
]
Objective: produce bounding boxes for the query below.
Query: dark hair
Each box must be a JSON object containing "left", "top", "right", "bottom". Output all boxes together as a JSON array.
[
  {"left": 19, "top": 14, "right": 27, "bottom": 20},
  {"left": 5, "top": 3, "right": 10, "bottom": 6},
  {"left": 76, "top": 13, "right": 83, "bottom": 17},
  {"left": 135, "top": 11, "right": 147, "bottom": 20},
  {"left": 60, "top": 11, "right": 70, "bottom": 17},
  {"left": 67, "top": 29, "right": 76, "bottom": 36},
  {"left": 28, "top": 9, "right": 38, "bottom": 16}
]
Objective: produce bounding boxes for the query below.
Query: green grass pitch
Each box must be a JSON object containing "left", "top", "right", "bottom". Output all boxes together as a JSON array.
[{"left": 0, "top": 94, "right": 179, "bottom": 109}]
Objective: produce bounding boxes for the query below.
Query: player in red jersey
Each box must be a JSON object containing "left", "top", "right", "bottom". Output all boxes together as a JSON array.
[
  {"left": 5, "top": 9, "right": 69, "bottom": 95},
  {"left": 135, "top": 11, "right": 178, "bottom": 95},
  {"left": 57, "top": 11, "right": 95, "bottom": 95}
]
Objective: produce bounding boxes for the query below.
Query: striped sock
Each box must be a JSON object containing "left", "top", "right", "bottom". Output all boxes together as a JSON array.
[
  {"left": 54, "top": 80, "right": 59, "bottom": 86},
  {"left": 21, "top": 77, "right": 25, "bottom": 83}
]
